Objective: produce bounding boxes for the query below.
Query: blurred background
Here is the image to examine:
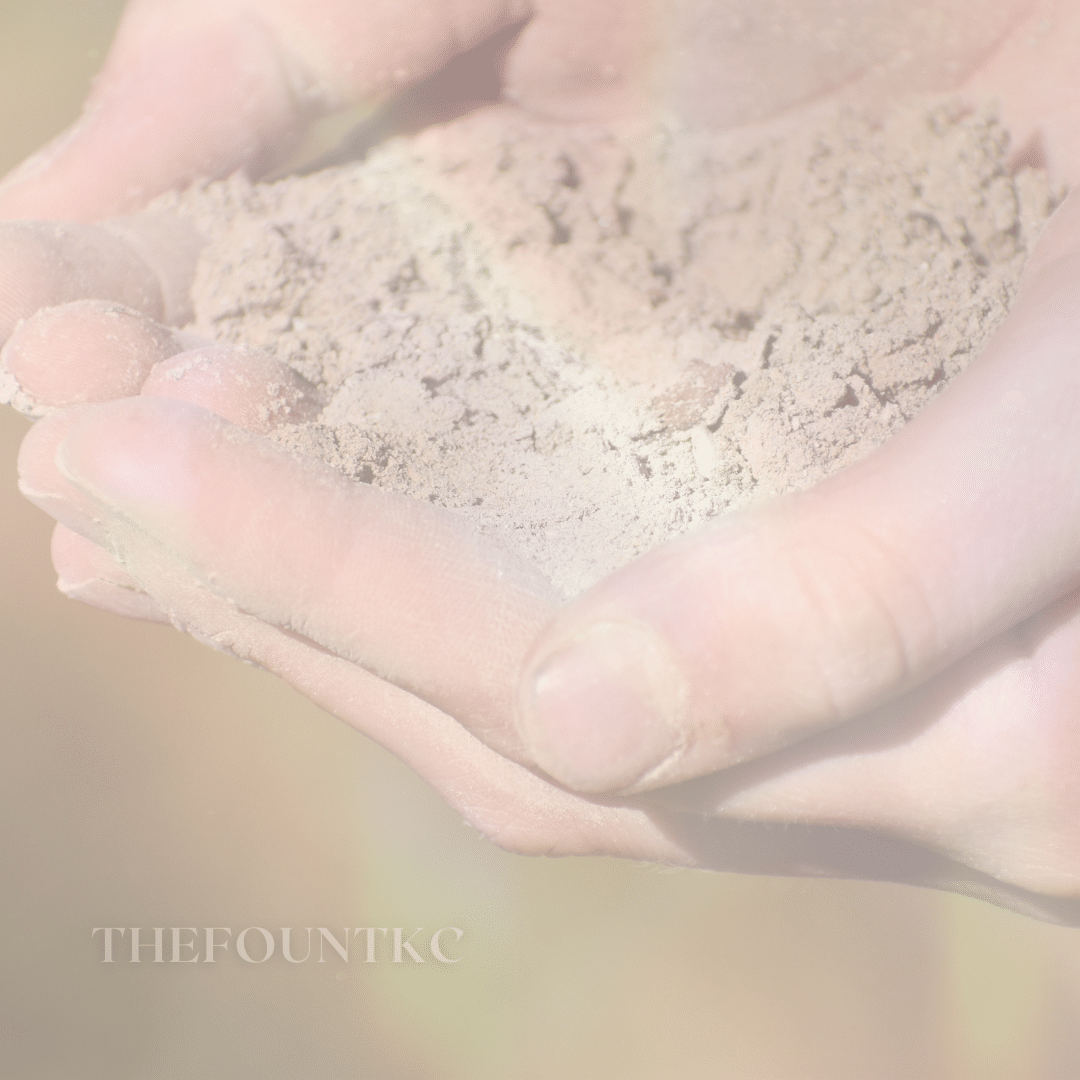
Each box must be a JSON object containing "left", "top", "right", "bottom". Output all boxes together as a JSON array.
[{"left": 2, "top": 2, "right": 1080, "bottom": 1077}]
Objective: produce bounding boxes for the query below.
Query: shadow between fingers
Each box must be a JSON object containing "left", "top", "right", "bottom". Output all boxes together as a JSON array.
[{"left": 649, "top": 811, "right": 1080, "bottom": 925}]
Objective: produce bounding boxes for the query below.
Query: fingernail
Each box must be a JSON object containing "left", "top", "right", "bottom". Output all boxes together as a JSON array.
[{"left": 519, "top": 621, "right": 688, "bottom": 793}]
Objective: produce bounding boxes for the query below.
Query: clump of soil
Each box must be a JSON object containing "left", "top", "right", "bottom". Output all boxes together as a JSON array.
[{"left": 171, "top": 100, "right": 1057, "bottom": 596}]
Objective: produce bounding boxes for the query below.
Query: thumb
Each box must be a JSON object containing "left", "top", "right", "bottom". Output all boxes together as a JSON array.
[
  {"left": 0, "top": 0, "right": 525, "bottom": 222},
  {"left": 515, "top": 187, "right": 1080, "bottom": 795},
  {"left": 0, "top": 0, "right": 310, "bottom": 221}
]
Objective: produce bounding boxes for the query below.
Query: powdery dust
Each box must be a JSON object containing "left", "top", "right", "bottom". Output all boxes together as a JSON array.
[{"left": 170, "top": 100, "right": 1057, "bottom": 596}]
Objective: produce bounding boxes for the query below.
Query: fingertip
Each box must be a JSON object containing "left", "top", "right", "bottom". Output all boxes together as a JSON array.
[
  {"left": 517, "top": 618, "right": 692, "bottom": 794},
  {"left": 514, "top": 494, "right": 923, "bottom": 794},
  {"left": 1, "top": 299, "right": 182, "bottom": 412},
  {"left": 141, "top": 345, "right": 323, "bottom": 433}
]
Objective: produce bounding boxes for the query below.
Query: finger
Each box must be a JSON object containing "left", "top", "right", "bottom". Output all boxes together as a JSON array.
[
  {"left": 19, "top": 408, "right": 675, "bottom": 859},
  {"left": 26, "top": 331, "right": 324, "bottom": 620},
  {"left": 3, "top": 289, "right": 316, "bottom": 434},
  {"left": 515, "top": 187, "right": 1080, "bottom": 794},
  {"left": 0, "top": 213, "right": 202, "bottom": 353},
  {"left": 0, "top": 0, "right": 531, "bottom": 222},
  {"left": 35, "top": 396, "right": 558, "bottom": 758},
  {"left": 645, "top": 586, "right": 1080, "bottom": 897},
  {"left": 141, "top": 345, "right": 323, "bottom": 434},
  {"left": 43, "top": 506, "right": 1080, "bottom": 922},
  {"left": 51, "top": 523, "right": 168, "bottom": 623},
  {"left": 16, "top": 333, "right": 321, "bottom": 530},
  {"left": 1, "top": 299, "right": 183, "bottom": 417},
  {"left": 0, "top": 1, "right": 305, "bottom": 222}
]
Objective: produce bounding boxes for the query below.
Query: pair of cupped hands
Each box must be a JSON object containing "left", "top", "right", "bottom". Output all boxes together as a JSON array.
[{"left": 6, "top": 0, "right": 1080, "bottom": 919}]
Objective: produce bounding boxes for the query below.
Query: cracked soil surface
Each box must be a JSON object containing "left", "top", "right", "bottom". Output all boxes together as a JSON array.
[{"left": 168, "top": 99, "right": 1057, "bottom": 595}]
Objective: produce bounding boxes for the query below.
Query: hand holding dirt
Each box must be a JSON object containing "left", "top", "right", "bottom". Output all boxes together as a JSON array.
[{"left": 5, "top": 0, "right": 1080, "bottom": 920}]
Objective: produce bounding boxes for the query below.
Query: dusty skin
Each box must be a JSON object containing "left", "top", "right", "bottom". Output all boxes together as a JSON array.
[{"left": 4, "top": 0, "right": 1080, "bottom": 920}]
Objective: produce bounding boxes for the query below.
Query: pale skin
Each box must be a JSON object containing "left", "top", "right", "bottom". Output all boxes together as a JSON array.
[{"left": 5, "top": 0, "right": 1080, "bottom": 918}]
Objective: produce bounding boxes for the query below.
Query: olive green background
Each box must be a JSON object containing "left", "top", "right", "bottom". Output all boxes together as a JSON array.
[{"left": 2, "top": 2, "right": 1079, "bottom": 1077}]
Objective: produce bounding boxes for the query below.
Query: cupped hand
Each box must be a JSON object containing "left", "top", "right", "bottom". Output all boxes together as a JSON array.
[
  {"left": 7, "top": 0, "right": 1080, "bottom": 919},
  {"left": 14, "top": 303, "right": 1080, "bottom": 924}
]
